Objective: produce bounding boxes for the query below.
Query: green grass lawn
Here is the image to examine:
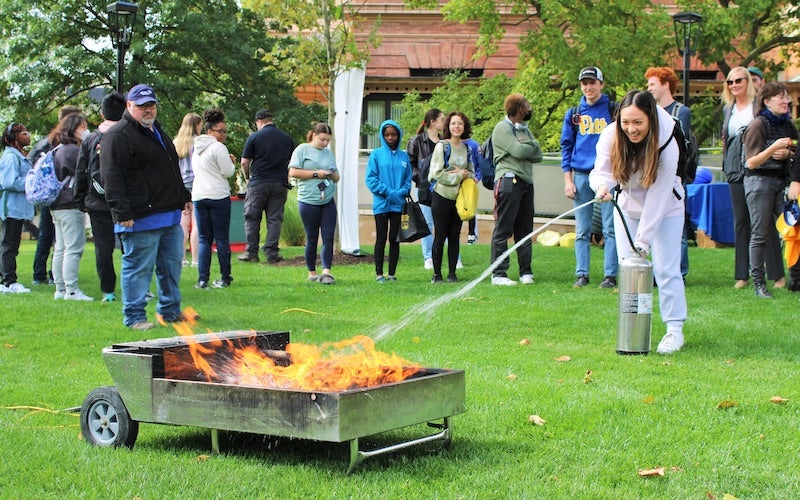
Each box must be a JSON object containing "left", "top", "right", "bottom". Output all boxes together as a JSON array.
[{"left": 1, "top": 239, "right": 798, "bottom": 498}]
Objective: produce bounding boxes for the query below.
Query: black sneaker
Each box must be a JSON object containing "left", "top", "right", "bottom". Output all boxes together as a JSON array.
[
  {"left": 447, "top": 274, "right": 459, "bottom": 283},
  {"left": 266, "top": 255, "right": 284, "bottom": 264},
  {"left": 598, "top": 276, "right": 617, "bottom": 289},
  {"left": 431, "top": 275, "right": 443, "bottom": 283},
  {"left": 573, "top": 275, "right": 589, "bottom": 288},
  {"left": 754, "top": 282, "right": 773, "bottom": 299},
  {"left": 195, "top": 280, "right": 209, "bottom": 289},
  {"left": 788, "top": 279, "right": 800, "bottom": 292}
]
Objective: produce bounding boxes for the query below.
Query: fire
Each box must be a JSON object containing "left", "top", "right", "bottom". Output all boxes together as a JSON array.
[{"left": 168, "top": 315, "right": 422, "bottom": 392}]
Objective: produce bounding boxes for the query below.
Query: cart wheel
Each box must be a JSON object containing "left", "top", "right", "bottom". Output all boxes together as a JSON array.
[{"left": 80, "top": 386, "right": 139, "bottom": 448}]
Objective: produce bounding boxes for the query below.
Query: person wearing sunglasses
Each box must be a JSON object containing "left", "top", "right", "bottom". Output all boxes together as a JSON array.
[
  {"left": 99, "top": 84, "right": 193, "bottom": 330},
  {"left": 721, "top": 67, "right": 784, "bottom": 291},
  {"left": 0, "top": 122, "right": 34, "bottom": 293}
]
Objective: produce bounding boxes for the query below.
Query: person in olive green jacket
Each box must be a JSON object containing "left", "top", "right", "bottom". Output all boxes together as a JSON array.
[{"left": 489, "top": 93, "right": 543, "bottom": 286}]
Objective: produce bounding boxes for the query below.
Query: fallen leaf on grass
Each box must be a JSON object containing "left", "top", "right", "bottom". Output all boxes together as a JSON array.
[
  {"left": 769, "top": 396, "right": 789, "bottom": 404},
  {"left": 583, "top": 370, "right": 593, "bottom": 384},
  {"left": 638, "top": 467, "right": 664, "bottom": 477},
  {"left": 642, "top": 396, "right": 656, "bottom": 405},
  {"left": 725, "top": 359, "right": 735, "bottom": 364},
  {"left": 412, "top": 336, "right": 421, "bottom": 344},
  {"left": 528, "top": 415, "right": 546, "bottom": 425},
  {"left": 4, "top": 343, "right": 16, "bottom": 349},
  {"left": 197, "top": 454, "right": 210, "bottom": 462},
  {"left": 717, "top": 399, "right": 738, "bottom": 410},
  {"left": 722, "top": 495, "right": 739, "bottom": 500},
  {"left": 555, "top": 355, "right": 571, "bottom": 362},
  {"left": 519, "top": 338, "right": 531, "bottom": 346},
  {"left": 281, "top": 307, "right": 321, "bottom": 315},
  {"left": 506, "top": 374, "right": 517, "bottom": 381}
]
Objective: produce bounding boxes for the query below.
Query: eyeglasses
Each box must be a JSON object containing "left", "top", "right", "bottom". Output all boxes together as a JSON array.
[
  {"left": 726, "top": 77, "right": 746, "bottom": 86},
  {"left": 134, "top": 102, "right": 157, "bottom": 110},
  {"left": 210, "top": 128, "right": 228, "bottom": 135}
]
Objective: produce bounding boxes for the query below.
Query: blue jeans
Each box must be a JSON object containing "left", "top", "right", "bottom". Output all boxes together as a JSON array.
[
  {"left": 573, "top": 172, "right": 617, "bottom": 277},
  {"left": 194, "top": 197, "right": 232, "bottom": 283},
  {"left": 418, "top": 189, "right": 434, "bottom": 261},
  {"left": 119, "top": 224, "right": 184, "bottom": 326},
  {"left": 299, "top": 201, "right": 337, "bottom": 272}
]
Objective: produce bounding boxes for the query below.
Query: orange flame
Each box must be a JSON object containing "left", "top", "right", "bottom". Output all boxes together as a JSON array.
[{"left": 168, "top": 317, "right": 422, "bottom": 392}]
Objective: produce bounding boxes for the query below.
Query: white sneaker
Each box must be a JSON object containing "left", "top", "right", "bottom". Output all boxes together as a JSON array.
[
  {"left": 656, "top": 332, "right": 684, "bottom": 354},
  {"left": 6, "top": 282, "right": 30, "bottom": 293},
  {"left": 456, "top": 259, "right": 464, "bottom": 269},
  {"left": 519, "top": 274, "right": 535, "bottom": 285},
  {"left": 424, "top": 258, "right": 434, "bottom": 270},
  {"left": 65, "top": 290, "right": 94, "bottom": 301},
  {"left": 54, "top": 290, "right": 65, "bottom": 300},
  {"left": 0, "top": 284, "right": 9, "bottom": 293},
  {"left": 492, "top": 276, "right": 518, "bottom": 286}
]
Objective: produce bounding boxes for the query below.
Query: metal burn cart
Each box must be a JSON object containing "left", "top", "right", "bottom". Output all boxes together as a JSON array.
[{"left": 79, "top": 330, "right": 466, "bottom": 472}]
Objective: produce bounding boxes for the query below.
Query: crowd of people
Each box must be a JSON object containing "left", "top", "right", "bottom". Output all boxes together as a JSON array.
[{"left": 2, "top": 72, "right": 799, "bottom": 351}]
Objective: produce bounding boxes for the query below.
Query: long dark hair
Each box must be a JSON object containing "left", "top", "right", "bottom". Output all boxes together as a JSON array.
[
  {"left": 610, "top": 90, "right": 660, "bottom": 188},
  {"left": 49, "top": 114, "right": 87, "bottom": 146},
  {"left": 415, "top": 108, "right": 443, "bottom": 135}
]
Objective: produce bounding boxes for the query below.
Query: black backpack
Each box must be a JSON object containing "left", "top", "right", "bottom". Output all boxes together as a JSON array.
[
  {"left": 722, "top": 125, "right": 748, "bottom": 184},
  {"left": 669, "top": 103, "right": 699, "bottom": 185},
  {"left": 477, "top": 137, "right": 495, "bottom": 189},
  {"left": 658, "top": 118, "right": 696, "bottom": 200}
]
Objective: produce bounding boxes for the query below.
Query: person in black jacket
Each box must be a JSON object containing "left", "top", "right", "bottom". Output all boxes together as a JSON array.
[
  {"left": 75, "top": 92, "right": 126, "bottom": 303},
  {"left": 99, "top": 84, "right": 192, "bottom": 330}
]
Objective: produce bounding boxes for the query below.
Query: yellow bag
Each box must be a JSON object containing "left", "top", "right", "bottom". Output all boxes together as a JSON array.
[{"left": 456, "top": 178, "right": 479, "bottom": 221}]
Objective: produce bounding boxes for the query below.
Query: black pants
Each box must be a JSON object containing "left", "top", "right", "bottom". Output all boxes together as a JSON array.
[
  {"left": 491, "top": 176, "right": 534, "bottom": 278},
  {"left": 32, "top": 206, "right": 54, "bottom": 282},
  {"left": 729, "top": 182, "right": 783, "bottom": 281},
  {"left": 89, "top": 210, "right": 119, "bottom": 294},
  {"left": 0, "top": 218, "right": 24, "bottom": 285},
  {"left": 373, "top": 212, "right": 401, "bottom": 276},
  {"left": 431, "top": 191, "right": 462, "bottom": 278},
  {"left": 243, "top": 183, "right": 288, "bottom": 260}
]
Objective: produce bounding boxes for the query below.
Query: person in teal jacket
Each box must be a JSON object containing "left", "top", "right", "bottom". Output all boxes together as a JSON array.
[
  {"left": 0, "top": 122, "right": 35, "bottom": 293},
  {"left": 366, "top": 120, "right": 412, "bottom": 282}
]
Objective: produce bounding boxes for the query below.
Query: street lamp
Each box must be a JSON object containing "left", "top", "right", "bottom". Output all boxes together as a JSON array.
[
  {"left": 107, "top": 1, "right": 139, "bottom": 93},
  {"left": 672, "top": 11, "right": 703, "bottom": 106}
]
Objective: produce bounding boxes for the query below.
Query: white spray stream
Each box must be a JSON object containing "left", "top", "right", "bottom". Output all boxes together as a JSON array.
[{"left": 372, "top": 198, "right": 599, "bottom": 342}]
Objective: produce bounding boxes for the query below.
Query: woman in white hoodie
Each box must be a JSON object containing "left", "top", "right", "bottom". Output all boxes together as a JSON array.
[
  {"left": 192, "top": 108, "right": 236, "bottom": 289},
  {"left": 590, "top": 90, "right": 687, "bottom": 355}
]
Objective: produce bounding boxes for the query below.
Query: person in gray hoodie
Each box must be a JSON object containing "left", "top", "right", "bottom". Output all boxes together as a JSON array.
[
  {"left": 366, "top": 120, "right": 412, "bottom": 282},
  {"left": 191, "top": 108, "right": 236, "bottom": 289}
]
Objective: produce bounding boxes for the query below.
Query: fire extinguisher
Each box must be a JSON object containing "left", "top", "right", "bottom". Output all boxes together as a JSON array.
[{"left": 609, "top": 193, "right": 653, "bottom": 355}]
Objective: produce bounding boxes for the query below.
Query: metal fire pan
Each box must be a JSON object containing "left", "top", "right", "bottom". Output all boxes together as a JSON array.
[{"left": 102, "top": 330, "right": 465, "bottom": 441}]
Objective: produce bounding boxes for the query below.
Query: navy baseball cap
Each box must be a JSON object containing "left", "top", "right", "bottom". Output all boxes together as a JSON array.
[
  {"left": 578, "top": 67, "right": 604, "bottom": 82},
  {"left": 127, "top": 84, "right": 159, "bottom": 105}
]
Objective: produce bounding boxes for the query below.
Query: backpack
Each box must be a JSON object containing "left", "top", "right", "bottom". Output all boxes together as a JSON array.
[
  {"left": 658, "top": 117, "right": 696, "bottom": 200},
  {"left": 84, "top": 130, "right": 106, "bottom": 196},
  {"left": 477, "top": 121, "right": 518, "bottom": 190},
  {"left": 477, "top": 137, "right": 496, "bottom": 189},
  {"left": 722, "top": 125, "right": 748, "bottom": 184},
  {"left": 669, "top": 103, "right": 699, "bottom": 185},
  {"left": 419, "top": 141, "right": 451, "bottom": 196},
  {"left": 25, "top": 145, "right": 66, "bottom": 207}
]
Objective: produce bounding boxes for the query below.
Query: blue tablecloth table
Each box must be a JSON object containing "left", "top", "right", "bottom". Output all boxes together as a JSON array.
[{"left": 685, "top": 182, "right": 735, "bottom": 244}]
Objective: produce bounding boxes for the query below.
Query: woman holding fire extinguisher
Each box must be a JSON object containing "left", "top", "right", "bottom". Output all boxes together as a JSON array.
[{"left": 590, "top": 90, "right": 687, "bottom": 355}]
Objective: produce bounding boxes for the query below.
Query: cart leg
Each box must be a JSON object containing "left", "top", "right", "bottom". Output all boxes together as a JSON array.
[{"left": 211, "top": 429, "right": 220, "bottom": 454}]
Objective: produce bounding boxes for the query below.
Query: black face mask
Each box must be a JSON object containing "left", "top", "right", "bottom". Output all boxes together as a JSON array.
[{"left": 522, "top": 111, "right": 532, "bottom": 122}]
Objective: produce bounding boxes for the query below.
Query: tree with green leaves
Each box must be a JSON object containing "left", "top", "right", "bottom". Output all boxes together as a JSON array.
[
  {"left": 0, "top": 0, "right": 321, "bottom": 151},
  {"left": 243, "top": 0, "right": 381, "bottom": 133}
]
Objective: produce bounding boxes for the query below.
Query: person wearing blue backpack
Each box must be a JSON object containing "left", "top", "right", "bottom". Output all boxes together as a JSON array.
[
  {"left": 0, "top": 122, "right": 34, "bottom": 293},
  {"left": 560, "top": 66, "right": 618, "bottom": 289},
  {"left": 366, "top": 120, "right": 412, "bottom": 282}
]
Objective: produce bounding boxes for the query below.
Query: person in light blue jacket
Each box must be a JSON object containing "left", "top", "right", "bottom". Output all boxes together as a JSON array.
[
  {"left": 0, "top": 123, "right": 35, "bottom": 293},
  {"left": 366, "top": 120, "right": 412, "bottom": 282}
]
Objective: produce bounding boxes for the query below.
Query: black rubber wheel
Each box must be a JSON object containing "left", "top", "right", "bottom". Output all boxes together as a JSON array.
[{"left": 80, "top": 386, "right": 139, "bottom": 448}]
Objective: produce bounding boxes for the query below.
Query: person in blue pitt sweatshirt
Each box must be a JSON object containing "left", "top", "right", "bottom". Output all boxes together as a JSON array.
[{"left": 366, "top": 120, "right": 412, "bottom": 283}]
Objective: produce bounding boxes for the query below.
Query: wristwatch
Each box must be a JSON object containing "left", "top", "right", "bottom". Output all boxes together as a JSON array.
[{"left": 312, "top": 172, "right": 319, "bottom": 178}]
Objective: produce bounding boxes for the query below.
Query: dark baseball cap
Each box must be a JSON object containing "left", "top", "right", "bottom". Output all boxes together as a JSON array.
[
  {"left": 127, "top": 84, "right": 158, "bottom": 105},
  {"left": 255, "top": 109, "right": 273, "bottom": 121},
  {"left": 747, "top": 67, "right": 764, "bottom": 79},
  {"left": 578, "top": 66, "right": 604, "bottom": 82}
]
